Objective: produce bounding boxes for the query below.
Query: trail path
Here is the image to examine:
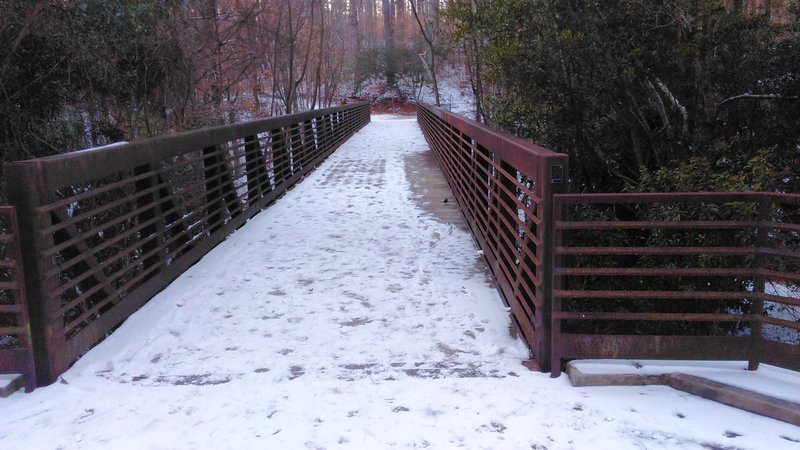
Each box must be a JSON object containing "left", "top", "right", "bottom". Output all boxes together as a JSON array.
[{"left": 1, "top": 115, "right": 798, "bottom": 449}]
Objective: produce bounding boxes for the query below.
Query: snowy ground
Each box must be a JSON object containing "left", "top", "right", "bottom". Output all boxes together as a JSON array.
[
  {"left": 417, "top": 66, "right": 477, "bottom": 119},
  {"left": 1, "top": 116, "right": 799, "bottom": 450}
]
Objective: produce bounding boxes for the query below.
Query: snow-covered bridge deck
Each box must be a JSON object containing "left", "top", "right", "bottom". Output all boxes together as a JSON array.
[{"left": 1, "top": 116, "right": 799, "bottom": 449}]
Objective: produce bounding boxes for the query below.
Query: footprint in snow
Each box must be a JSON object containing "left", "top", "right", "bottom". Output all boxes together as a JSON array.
[{"left": 288, "top": 366, "right": 305, "bottom": 380}]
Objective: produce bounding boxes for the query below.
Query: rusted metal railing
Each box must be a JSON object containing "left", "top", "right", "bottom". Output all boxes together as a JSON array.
[
  {"left": 3, "top": 102, "right": 370, "bottom": 386},
  {"left": 418, "top": 103, "right": 798, "bottom": 376},
  {"left": 416, "top": 103, "right": 569, "bottom": 371},
  {"left": 0, "top": 206, "right": 36, "bottom": 391},
  {"left": 552, "top": 192, "right": 800, "bottom": 375}
]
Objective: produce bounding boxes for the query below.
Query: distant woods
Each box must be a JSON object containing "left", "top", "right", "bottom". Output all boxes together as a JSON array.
[
  {"left": 3, "top": 1, "right": 798, "bottom": 197},
  {"left": 0, "top": 0, "right": 444, "bottom": 163}
]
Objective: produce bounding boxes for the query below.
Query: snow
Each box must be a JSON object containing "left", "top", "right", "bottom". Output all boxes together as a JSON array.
[
  {"left": 572, "top": 360, "right": 800, "bottom": 404},
  {"left": 1, "top": 116, "right": 799, "bottom": 449},
  {"left": 417, "top": 65, "right": 477, "bottom": 119},
  {"left": 0, "top": 374, "right": 19, "bottom": 390},
  {"left": 70, "top": 140, "right": 129, "bottom": 154}
]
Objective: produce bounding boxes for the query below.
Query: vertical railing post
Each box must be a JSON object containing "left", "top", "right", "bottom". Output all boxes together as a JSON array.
[
  {"left": 3, "top": 162, "right": 63, "bottom": 385},
  {"left": 542, "top": 156, "right": 569, "bottom": 376},
  {"left": 134, "top": 164, "right": 164, "bottom": 278},
  {"left": 318, "top": 116, "right": 328, "bottom": 153},
  {"left": 244, "top": 134, "right": 263, "bottom": 205},
  {"left": 459, "top": 131, "right": 473, "bottom": 217},
  {"left": 328, "top": 113, "right": 336, "bottom": 146},
  {"left": 549, "top": 196, "right": 565, "bottom": 376},
  {"left": 749, "top": 194, "right": 770, "bottom": 370},
  {"left": 202, "top": 145, "right": 225, "bottom": 234},
  {"left": 302, "top": 120, "right": 315, "bottom": 166},
  {"left": 154, "top": 173, "right": 194, "bottom": 258},
  {"left": 310, "top": 117, "right": 321, "bottom": 157},
  {"left": 476, "top": 145, "right": 493, "bottom": 252},
  {"left": 203, "top": 143, "right": 242, "bottom": 234},
  {"left": 288, "top": 123, "right": 301, "bottom": 173},
  {"left": 271, "top": 127, "right": 289, "bottom": 184},
  {"left": 327, "top": 113, "right": 335, "bottom": 144}
]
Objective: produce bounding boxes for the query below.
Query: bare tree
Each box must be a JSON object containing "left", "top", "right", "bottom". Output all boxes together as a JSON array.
[
  {"left": 382, "top": 0, "right": 396, "bottom": 86},
  {"left": 409, "top": 0, "right": 439, "bottom": 105}
]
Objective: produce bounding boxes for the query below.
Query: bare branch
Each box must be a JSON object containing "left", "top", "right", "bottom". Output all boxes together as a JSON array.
[
  {"left": 654, "top": 77, "right": 689, "bottom": 137},
  {"left": 409, "top": 0, "right": 440, "bottom": 106},
  {"left": 719, "top": 93, "right": 800, "bottom": 107}
]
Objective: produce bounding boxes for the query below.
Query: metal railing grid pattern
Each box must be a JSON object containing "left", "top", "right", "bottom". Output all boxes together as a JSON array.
[
  {"left": 417, "top": 103, "right": 568, "bottom": 371},
  {"left": 553, "top": 192, "right": 799, "bottom": 373},
  {"left": 3, "top": 103, "right": 369, "bottom": 385}
]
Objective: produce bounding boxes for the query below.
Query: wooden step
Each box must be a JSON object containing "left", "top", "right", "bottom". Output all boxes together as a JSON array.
[{"left": 0, "top": 374, "right": 24, "bottom": 398}]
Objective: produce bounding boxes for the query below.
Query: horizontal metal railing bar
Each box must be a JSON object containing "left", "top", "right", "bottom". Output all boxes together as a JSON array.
[
  {"left": 554, "top": 290, "right": 761, "bottom": 300},
  {"left": 0, "top": 326, "right": 26, "bottom": 336},
  {"left": 554, "top": 311, "right": 754, "bottom": 322},
  {"left": 556, "top": 246, "right": 800, "bottom": 258},
  {"left": 555, "top": 267, "right": 756, "bottom": 277},
  {"left": 769, "top": 222, "right": 800, "bottom": 232},
  {"left": 761, "top": 269, "right": 800, "bottom": 283},
  {"left": 553, "top": 291, "right": 797, "bottom": 305},
  {"left": 556, "top": 335, "right": 750, "bottom": 361},
  {"left": 0, "top": 304, "right": 23, "bottom": 314},
  {"left": 555, "top": 220, "right": 763, "bottom": 230},
  {"left": 762, "top": 316, "right": 800, "bottom": 330},
  {"left": 764, "top": 293, "right": 800, "bottom": 307},
  {"left": 554, "top": 191, "right": 800, "bottom": 204}
]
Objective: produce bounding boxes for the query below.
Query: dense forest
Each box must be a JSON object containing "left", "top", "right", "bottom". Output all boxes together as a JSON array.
[
  {"left": 2, "top": 0, "right": 799, "bottom": 195},
  {"left": 0, "top": 0, "right": 444, "bottom": 164},
  {"left": 450, "top": 0, "right": 800, "bottom": 194}
]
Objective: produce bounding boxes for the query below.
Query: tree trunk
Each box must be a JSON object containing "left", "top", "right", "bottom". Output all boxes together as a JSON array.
[
  {"left": 382, "top": 0, "right": 396, "bottom": 87},
  {"left": 395, "top": 0, "right": 405, "bottom": 43},
  {"left": 349, "top": 0, "right": 361, "bottom": 51},
  {"left": 410, "top": 0, "right": 439, "bottom": 106}
]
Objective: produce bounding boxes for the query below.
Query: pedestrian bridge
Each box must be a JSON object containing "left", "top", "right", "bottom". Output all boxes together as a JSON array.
[{"left": 1, "top": 103, "right": 798, "bottom": 396}]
